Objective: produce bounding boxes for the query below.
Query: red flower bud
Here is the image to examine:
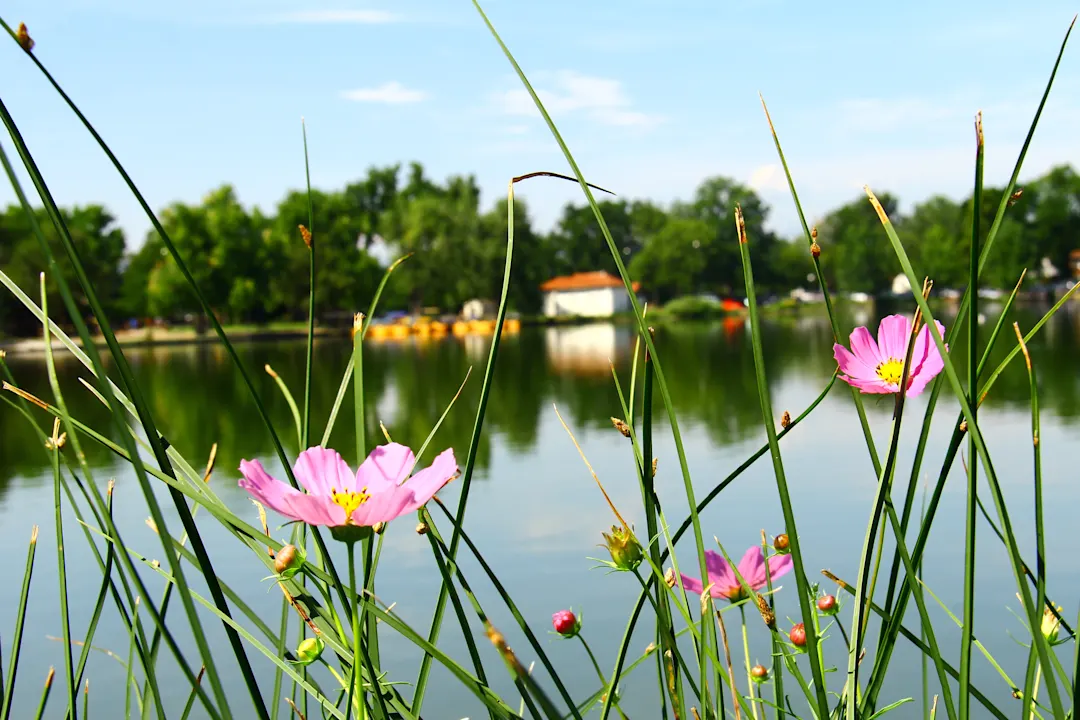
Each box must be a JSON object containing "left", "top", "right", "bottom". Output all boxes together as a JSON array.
[
  {"left": 552, "top": 610, "right": 580, "bottom": 638},
  {"left": 789, "top": 622, "right": 807, "bottom": 648},
  {"left": 817, "top": 594, "right": 838, "bottom": 616},
  {"left": 750, "top": 664, "right": 769, "bottom": 684}
]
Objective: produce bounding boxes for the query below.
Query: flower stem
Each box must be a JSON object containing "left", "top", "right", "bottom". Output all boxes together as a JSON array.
[
  {"left": 579, "top": 636, "right": 627, "bottom": 720},
  {"left": 345, "top": 542, "right": 361, "bottom": 720},
  {"left": 739, "top": 606, "right": 760, "bottom": 720}
]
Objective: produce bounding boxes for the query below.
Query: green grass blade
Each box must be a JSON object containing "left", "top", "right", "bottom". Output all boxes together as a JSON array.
[
  {"left": 428, "top": 498, "right": 583, "bottom": 719},
  {"left": 759, "top": 97, "right": 882, "bottom": 477},
  {"left": 33, "top": 669, "right": 54, "bottom": 720},
  {"left": 0, "top": 15, "right": 353, "bottom": 629},
  {"left": 267, "top": 365, "right": 304, "bottom": 449},
  {"left": 471, "top": 5, "right": 721, "bottom": 709},
  {"left": 178, "top": 668, "right": 205, "bottom": 720},
  {"left": 735, "top": 208, "right": 830, "bottom": 717},
  {"left": 1015, "top": 322, "right": 1050, "bottom": 719},
  {"left": 40, "top": 276, "right": 78, "bottom": 720},
  {"left": 411, "top": 172, "right": 521, "bottom": 713},
  {"left": 864, "top": 186, "right": 1064, "bottom": 718},
  {"left": 319, "top": 254, "right": 410, "bottom": 448},
  {"left": 0, "top": 111, "right": 223, "bottom": 720},
  {"left": 0, "top": 525, "right": 39, "bottom": 720},
  {"left": 958, "top": 112, "right": 984, "bottom": 720},
  {"left": 301, "top": 119, "right": 316, "bottom": 450}
]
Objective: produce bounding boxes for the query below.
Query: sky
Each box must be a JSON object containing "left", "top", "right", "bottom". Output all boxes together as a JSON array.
[{"left": 2, "top": 0, "right": 1078, "bottom": 252}]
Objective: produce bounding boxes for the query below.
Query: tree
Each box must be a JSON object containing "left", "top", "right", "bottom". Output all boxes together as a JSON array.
[
  {"left": 629, "top": 217, "right": 710, "bottom": 303},
  {"left": 547, "top": 200, "right": 637, "bottom": 275},
  {"left": 343, "top": 164, "right": 400, "bottom": 249},
  {"left": 479, "top": 197, "right": 549, "bottom": 313},
  {"left": 673, "top": 176, "right": 778, "bottom": 294},
  {"left": 816, "top": 193, "right": 901, "bottom": 293}
]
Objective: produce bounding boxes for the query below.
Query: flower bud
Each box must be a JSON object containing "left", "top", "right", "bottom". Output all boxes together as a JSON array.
[
  {"left": 17, "top": 23, "right": 34, "bottom": 52},
  {"left": 780, "top": 410, "right": 791, "bottom": 429},
  {"left": 415, "top": 521, "right": 429, "bottom": 535},
  {"left": 811, "top": 226, "right": 818, "bottom": 240},
  {"left": 372, "top": 521, "right": 386, "bottom": 535},
  {"left": 610, "top": 417, "right": 631, "bottom": 438},
  {"left": 789, "top": 622, "right": 807, "bottom": 648},
  {"left": 1042, "top": 605, "right": 1063, "bottom": 642},
  {"left": 750, "top": 664, "right": 769, "bottom": 684},
  {"left": 273, "top": 544, "right": 305, "bottom": 579},
  {"left": 773, "top": 534, "right": 790, "bottom": 554},
  {"left": 810, "top": 241, "right": 821, "bottom": 259},
  {"left": 601, "top": 525, "right": 643, "bottom": 571},
  {"left": 817, "top": 594, "right": 838, "bottom": 616},
  {"left": 664, "top": 567, "right": 677, "bottom": 588},
  {"left": 292, "top": 636, "right": 323, "bottom": 666},
  {"left": 552, "top": 609, "right": 580, "bottom": 638},
  {"left": 298, "top": 224, "right": 312, "bottom": 248}
]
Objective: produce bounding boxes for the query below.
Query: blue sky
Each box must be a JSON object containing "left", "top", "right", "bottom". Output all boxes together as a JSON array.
[{"left": 2, "top": 0, "right": 1078, "bottom": 251}]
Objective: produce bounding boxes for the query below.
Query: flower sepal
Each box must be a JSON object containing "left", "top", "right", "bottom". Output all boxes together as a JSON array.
[{"left": 329, "top": 524, "right": 374, "bottom": 545}]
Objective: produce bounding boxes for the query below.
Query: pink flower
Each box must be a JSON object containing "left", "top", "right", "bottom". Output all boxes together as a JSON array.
[
  {"left": 239, "top": 444, "right": 457, "bottom": 536},
  {"left": 833, "top": 314, "right": 946, "bottom": 397},
  {"left": 679, "top": 547, "right": 793, "bottom": 601}
]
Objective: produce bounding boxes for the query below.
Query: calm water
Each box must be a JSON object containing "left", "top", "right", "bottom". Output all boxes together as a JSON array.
[{"left": 2, "top": 305, "right": 1079, "bottom": 719}]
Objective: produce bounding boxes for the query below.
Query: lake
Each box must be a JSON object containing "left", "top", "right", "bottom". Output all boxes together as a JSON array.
[{"left": 2, "top": 304, "right": 1078, "bottom": 719}]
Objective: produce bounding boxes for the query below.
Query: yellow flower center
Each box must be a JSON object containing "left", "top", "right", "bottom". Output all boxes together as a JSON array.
[
  {"left": 875, "top": 358, "right": 904, "bottom": 385},
  {"left": 330, "top": 486, "right": 370, "bottom": 521}
]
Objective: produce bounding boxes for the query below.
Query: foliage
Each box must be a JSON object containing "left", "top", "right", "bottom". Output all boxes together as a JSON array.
[{"left": 2, "top": 161, "right": 1080, "bottom": 336}]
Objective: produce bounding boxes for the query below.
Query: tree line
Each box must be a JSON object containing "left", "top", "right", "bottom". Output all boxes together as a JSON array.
[{"left": 2, "top": 161, "right": 1078, "bottom": 336}]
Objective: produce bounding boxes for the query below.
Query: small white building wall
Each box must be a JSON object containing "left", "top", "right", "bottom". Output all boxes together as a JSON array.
[{"left": 543, "top": 287, "right": 626, "bottom": 317}]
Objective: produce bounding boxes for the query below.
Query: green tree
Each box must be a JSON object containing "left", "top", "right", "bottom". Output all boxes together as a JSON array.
[
  {"left": 673, "top": 176, "right": 777, "bottom": 294},
  {"left": 629, "top": 217, "right": 710, "bottom": 303},
  {"left": 817, "top": 192, "right": 901, "bottom": 293}
]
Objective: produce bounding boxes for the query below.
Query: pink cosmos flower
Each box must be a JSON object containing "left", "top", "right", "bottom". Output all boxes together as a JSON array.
[
  {"left": 239, "top": 444, "right": 457, "bottom": 535},
  {"left": 833, "top": 314, "right": 946, "bottom": 397},
  {"left": 680, "top": 547, "right": 793, "bottom": 601}
]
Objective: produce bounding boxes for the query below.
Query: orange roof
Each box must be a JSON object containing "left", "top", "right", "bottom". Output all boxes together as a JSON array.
[{"left": 540, "top": 271, "right": 642, "bottom": 293}]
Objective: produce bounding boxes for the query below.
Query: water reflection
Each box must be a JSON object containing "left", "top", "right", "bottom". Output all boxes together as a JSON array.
[{"left": 2, "top": 305, "right": 1078, "bottom": 499}]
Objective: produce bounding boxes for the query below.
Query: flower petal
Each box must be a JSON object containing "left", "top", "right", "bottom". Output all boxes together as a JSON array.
[
  {"left": 876, "top": 314, "right": 911, "bottom": 362},
  {"left": 350, "top": 486, "right": 413, "bottom": 527},
  {"left": 239, "top": 459, "right": 344, "bottom": 526},
  {"left": 703, "top": 550, "right": 737, "bottom": 590},
  {"left": 907, "top": 320, "right": 947, "bottom": 397},
  {"left": 765, "top": 552, "right": 794, "bottom": 583},
  {"left": 834, "top": 344, "right": 877, "bottom": 382},
  {"left": 356, "top": 443, "right": 417, "bottom": 494},
  {"left": 849, "top": 326, "right": 883, "bottom": 367},
  {"left": 839, "top": 374, "right": 896, "bottom": 394},
  {"left": 679, "top": 574, "right": 705, "bottom": 596},
  {"left": 293, "top": 447, "right": 354, "bottom": 496},
  {"left": 736, "top": 546, "right": 766, "bottom": 588},
  {"left": 400, "top": 448, "right": 458, "bottom": 514}
]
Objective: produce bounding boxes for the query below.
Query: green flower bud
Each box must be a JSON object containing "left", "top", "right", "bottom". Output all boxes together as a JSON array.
[
  {"left": 292, "top": 636, "right": 323, "bottom": 666},
  {"left": 601, "top": 525, "right": 643, "bottom": 572}
]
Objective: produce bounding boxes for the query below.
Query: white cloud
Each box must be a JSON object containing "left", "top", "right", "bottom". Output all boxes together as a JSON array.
[
  {"left": 748, "top": 164, "right": 789, "bottom": 193},
  {"left": 494, "top": 71, "right": 663, "bottom": 129},
  {"left": 340, "top": 81, "right": 428, "bottom": 104},
  {"left": 268, "top": 9, "right": 399, "bottom": 24}
]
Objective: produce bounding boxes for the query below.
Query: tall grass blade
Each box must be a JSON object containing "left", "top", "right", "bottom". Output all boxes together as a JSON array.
[
  {"left": 735, "top": 207, "right": 830, "bottom": 717},
  {"left": 864, "top": 186, "right": 1065, "bottom": 718},
  {"left": 471, "top": 6, "right": 721, "bottom": 709},
  {"left": 301, "top": 119, "right": 316, "bottom": 449},
  {"left": 958, "top": 112, "right": 984, "bottom": 719},
  {"left": 0, "top": 526, "right": 38, "bottom": 720}
]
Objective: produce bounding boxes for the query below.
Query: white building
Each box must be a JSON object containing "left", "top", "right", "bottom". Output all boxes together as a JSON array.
[{"left": 540, "top": 271, "right": 641, "bottom": 318}]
